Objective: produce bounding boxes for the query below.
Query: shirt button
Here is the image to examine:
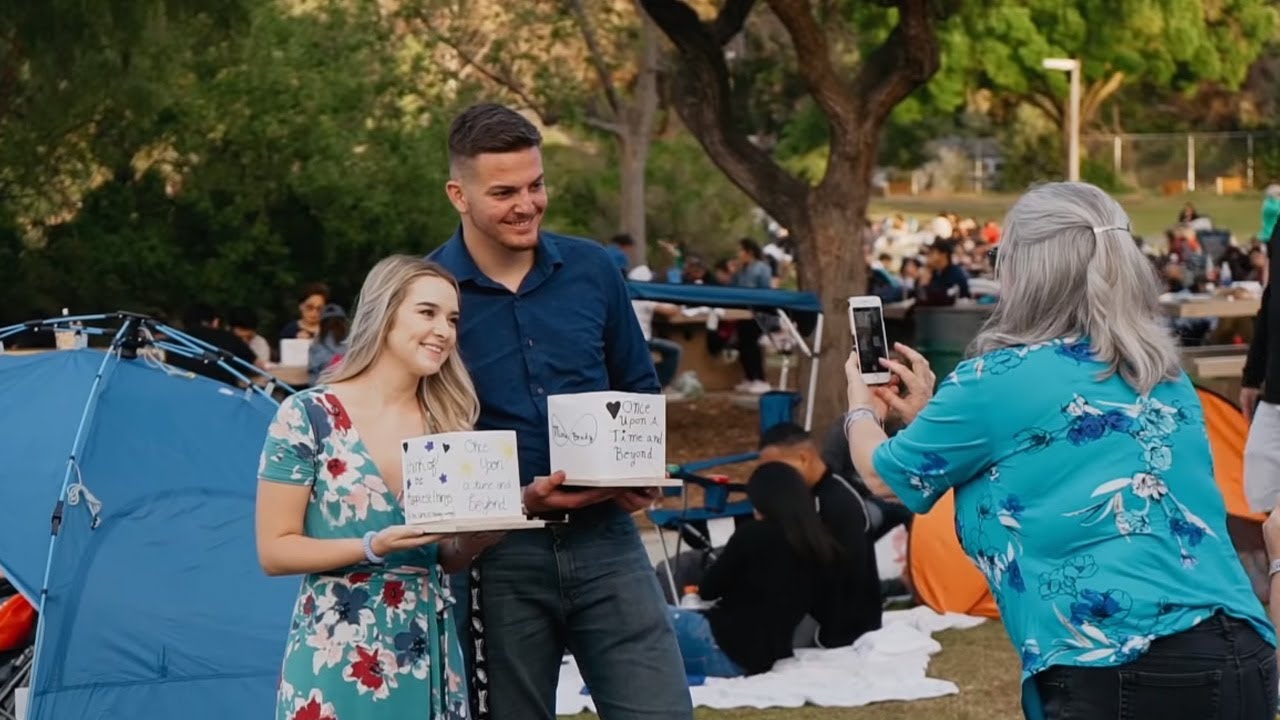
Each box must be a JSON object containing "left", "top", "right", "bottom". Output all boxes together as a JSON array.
[
  {"left": 527, "top": 338, "right": 534, "bottom": 347},
  {"left": 536, "top": 387, "right": 545, "bottom": 395}
]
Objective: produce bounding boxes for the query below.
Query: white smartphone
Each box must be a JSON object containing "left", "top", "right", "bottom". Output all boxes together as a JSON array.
[{"left": 848, "top": 296, "right": 891, "bottom": 385}]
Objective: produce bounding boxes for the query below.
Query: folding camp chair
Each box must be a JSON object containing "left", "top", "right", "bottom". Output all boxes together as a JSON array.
[
  {"left": 0, "top": 646, "right": 31, "bottom": 720},
  {"left": 647, "top": 457, "right": 757, "bottom": 604}
]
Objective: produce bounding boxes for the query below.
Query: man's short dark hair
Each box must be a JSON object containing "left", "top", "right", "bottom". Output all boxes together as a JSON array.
[
  {"left": 611, "top": 234, "right": 635, "bottom": 247},
  {"left": 759, "top": 422, "right": 812, "bottom": 450},
  {"left": 298, "top": 282, "right": 330, "bottom": 305},
  {"left": 448, "top": 103, "right": 542, "bottom": 170},
  {"left": 227, "top": 306, "right": 258, "bottom": 331},
  {"left": 930, "top": 238, "right": 956, "bottom": 256},
  {"left": 184, "top": 303, "right": 218, "bottom": 328}
]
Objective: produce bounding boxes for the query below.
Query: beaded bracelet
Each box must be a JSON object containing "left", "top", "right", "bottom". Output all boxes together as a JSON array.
[
  {"left": 843, "top": 405, "right": 882, "bottom": 436},
  {"left": 362, "top": 530, "right": 386, "bottom": 565}
]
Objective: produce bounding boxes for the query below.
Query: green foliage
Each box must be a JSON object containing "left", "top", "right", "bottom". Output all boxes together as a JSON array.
[
  {"left": 938, "top": 0, "right": 1276, "bottom": 114},
  {"left": 765, "top": 0, "right": 1279, "bottom": 172},
  {"left": 0, "top": 0, "right": 459, "bottom": 332},
  {"left": 542, "top": 132, "right": 755, "bottom": 262},
  {"left": 996, "top": 127, "right": 1061, "bottom": 192},
  {"left": 1081, "top": 157, "right": 1131, "bottom": 194}
]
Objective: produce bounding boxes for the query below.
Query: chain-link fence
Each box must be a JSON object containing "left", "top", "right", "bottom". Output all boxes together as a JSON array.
[
  {"left": 884, "top": 131, "right": 1280, "bottom": 197},
  {"left": 1081, "top": 131, "right": 1280, "bottom": 194}
]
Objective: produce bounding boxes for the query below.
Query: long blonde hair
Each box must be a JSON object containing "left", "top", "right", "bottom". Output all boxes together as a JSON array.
[
  {"left": 970, "top": 182, "right": 1180, "bottom": 395},
  {"left": 320, "top": 255, "right": 480, "bottom": 432}
]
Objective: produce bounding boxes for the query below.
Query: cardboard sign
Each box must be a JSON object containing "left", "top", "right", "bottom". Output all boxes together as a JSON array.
[
  {"left": 547, "top": 391, "right": 676, "bottom": 487},
  {"left": 400, "top": 430, "right": 544, "bottom": 531},
  {"left": 279, "top": 338, "right": 311, "bottom": 367}
]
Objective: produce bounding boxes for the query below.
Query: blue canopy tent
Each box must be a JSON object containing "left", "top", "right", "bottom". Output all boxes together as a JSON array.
[
  {"left": 627, "top": 281, "right": 825, "bottom": 430},
  {"left": 0, "top": 313, "right": 300, "bottom": 720},
  {"left": 627, "top": 282, "right": 826, "bottom": 601}
]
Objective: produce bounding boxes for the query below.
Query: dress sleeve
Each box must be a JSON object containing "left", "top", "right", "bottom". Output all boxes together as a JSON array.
[
  {"left": 871, "top": 359, "right": 993, "bottom": 514},
  {"left": 258, "top": 393, "right": 319, "bottom": 486}
]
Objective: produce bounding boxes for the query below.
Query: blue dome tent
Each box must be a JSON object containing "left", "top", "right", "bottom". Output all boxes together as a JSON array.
[{"left": 0, "top": 313, "right": 301, "bottom": 719}]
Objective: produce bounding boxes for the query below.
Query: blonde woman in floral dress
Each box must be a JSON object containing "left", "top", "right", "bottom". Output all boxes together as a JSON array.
[{"left": 256, "top": 255, "right": 501, "bottom": 720}]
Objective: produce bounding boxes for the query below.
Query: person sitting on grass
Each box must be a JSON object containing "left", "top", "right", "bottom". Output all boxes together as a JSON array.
[
  {"left": 758, "top": 422, "right": 883, "bottom": 648},
  {"left": 665, "top": 462, "right": 841, "bottom": 678}
]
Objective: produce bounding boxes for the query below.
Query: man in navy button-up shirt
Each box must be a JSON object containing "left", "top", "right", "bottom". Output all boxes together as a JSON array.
[
  {"left": 431, "top": 103, "right": 692, "bottom": 720},
  {"left": 432, "top": 225, "right": 659, "bottom": 488}
]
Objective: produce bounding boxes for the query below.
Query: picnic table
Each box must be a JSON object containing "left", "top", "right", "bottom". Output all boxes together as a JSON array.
[
  {"left": 1161, "top": 295, "right": 1260, "bottom": 319},
  {"left": 654, "top": 309, "right": 753, "bottom": 392}
]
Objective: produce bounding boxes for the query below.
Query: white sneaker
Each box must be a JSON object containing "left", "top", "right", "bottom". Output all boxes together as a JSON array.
[
  {"left": 734, "top": 380, "right": 755, "bottom": 392},
  {"left": 745, "top": 380, "right": 771, "bottom": 395}
]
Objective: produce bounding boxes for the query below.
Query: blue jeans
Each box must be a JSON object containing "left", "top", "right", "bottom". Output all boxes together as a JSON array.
[
  {"left": 666, "top": 606, "right": 744, "bottom": 679},
  {"left": 648, "top": 338, "right": 682, "bottom": 388},
  {"left": 471, "top": 504, "right": 693, "bottom": 719}
]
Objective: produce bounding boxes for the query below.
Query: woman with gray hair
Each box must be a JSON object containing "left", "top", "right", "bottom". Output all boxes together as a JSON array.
[{"left": 842, "top": 182, "right": 1275, "bottom": 719}]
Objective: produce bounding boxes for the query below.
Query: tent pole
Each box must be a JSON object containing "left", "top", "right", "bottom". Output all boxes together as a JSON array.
[
  {"left": 803, "top": 313, "right": 823, "bottom": 432},
  {"left": 154, "top": 323, "right": 295, "bottom": 402},
  {"left": 0, "top": 313, "right": 119, "bottom": 346},
  {"left": 27, "top": 322, "right": 128, "bottom": 703}
]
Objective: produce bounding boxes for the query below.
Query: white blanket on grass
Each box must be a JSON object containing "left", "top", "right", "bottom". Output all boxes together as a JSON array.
[{"left": 555, "top": 606, "right": 985, "bottom": 714}]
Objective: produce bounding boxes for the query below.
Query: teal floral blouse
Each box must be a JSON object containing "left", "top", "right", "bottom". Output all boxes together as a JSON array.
[
  {"left": 259, "top": 387, "right": 468, "bottom": 720},
  {"left": 871, "top": 339, "right": 1274, "bottom": 714}
]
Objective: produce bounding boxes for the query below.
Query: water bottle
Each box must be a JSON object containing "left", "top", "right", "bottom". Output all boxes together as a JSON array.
[
  {"left": 679, "top": 585, "right": 702, "bottom": 608},
  {"left": 1220, "top": 261, "right": 1233, "bottom": 287}
]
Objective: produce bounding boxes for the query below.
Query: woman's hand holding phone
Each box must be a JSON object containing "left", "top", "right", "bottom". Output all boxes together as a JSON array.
[
  {"left": 845, "top": 351, "right": 892, "bottom": 420},
  {"left": 845, "top": 342, "right": 936, "bottom": 425},
  {"left": 873, "top": 343, "right": 935, "bottom": 424}
]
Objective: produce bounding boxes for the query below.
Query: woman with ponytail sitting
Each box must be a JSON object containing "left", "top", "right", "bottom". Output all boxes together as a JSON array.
[{"left": 666, "top": 461, "right": 842, "bottom": 678}]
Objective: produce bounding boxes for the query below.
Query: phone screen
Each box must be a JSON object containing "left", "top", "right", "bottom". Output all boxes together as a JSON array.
[{"left": 851, "top": 305, "right": 889, "bottom": 375}]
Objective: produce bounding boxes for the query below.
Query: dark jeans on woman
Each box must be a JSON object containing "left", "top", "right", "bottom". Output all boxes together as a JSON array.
[
  {"left": 1032, "top": 613, "right": 1276, "bottom": 720},
  {"left": 737, "top": 320, "right": 765, "bottom": 381}
]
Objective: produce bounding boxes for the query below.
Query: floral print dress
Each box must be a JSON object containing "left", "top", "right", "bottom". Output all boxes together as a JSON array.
[
  {"left": 259, "top": 387, "right": 468, "bottom": 720},
  {"left": 871, "top": 339, "right": 1274, "bottom": 718}
]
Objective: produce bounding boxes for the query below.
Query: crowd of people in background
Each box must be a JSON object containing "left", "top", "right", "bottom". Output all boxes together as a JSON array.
[{"left": 150, "top": 281, "right": 354, "bottom": 387}]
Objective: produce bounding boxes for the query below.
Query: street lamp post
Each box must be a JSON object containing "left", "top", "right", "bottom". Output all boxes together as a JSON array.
[{"left": 1042, "top": 57, "right": 1081, "bottom": 182}]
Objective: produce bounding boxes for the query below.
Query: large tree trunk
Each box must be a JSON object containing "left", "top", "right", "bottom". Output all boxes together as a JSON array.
[
  {"left": 617, "top": 130, "right": 650, "bottom": 267},
  {"left": 613, "top": 10, "right": 660, "bottom": 269},
  {"left": 799, "top": 154, "right": 873, "bottom": 432},
  {"left": 640, "top": 0, "right": 943, "bottom": 433}
]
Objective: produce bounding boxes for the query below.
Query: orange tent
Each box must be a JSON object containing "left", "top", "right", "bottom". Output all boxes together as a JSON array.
[{"left": 905, "top": 386, "right": 1266, "bottom": 618}]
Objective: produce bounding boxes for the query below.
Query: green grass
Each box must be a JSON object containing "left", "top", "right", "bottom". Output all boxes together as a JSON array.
[
  {"left": 563, "top": 621, "right": 1023, "bottom": 720},
  {"left": 869, "top": 190, "right": 1267, "bottom": 242}
]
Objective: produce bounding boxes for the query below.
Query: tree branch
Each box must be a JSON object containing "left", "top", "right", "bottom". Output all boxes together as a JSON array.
[
  {"left": 404, "top": 15, "right": 558, "bottom": 125},
  {"left": 639, "top": 0, "right": 807, "bottom": 226},
  {"left": 583, "top": 114, "right": 624, "bottom": 136},
  {"left": 849, "top": 0, "right": 944, "bottom": 132},
  {"left": 1026, "top": 91, "right": 1064, "bottom": 127},
  {"left": 766, "top": 0, "right": 857, "bottom": 128},
  {"left": 630, "top": 5, "right": 661, "bottom": 138},
  {"left": 712, "top": 0, "right": 757, "bottom": 45},
  {"left": 566, "top": 0, "right": 622, "bottom": 115},
  {"left": 1080, "top": 71, "right": 1125, "bottom": 129}
]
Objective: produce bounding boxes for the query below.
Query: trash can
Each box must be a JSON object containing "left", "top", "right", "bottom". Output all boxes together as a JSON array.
[{"left": 913, "top": 304, "right": 994, "bottom": 383}]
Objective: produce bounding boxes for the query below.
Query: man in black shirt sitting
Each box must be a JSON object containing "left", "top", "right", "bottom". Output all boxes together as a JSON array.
[
  {"left": 820, "top": 419, "right": 914, "bottom": 542},
  {"left": 917, "top": 238, "right": 971, "bottom": 306},
  {"left": 758, "top": 423, "right": 883, "bottom": 648},
  {"left": 165, "top": 304, "right": 259, "bottom": 387}
]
